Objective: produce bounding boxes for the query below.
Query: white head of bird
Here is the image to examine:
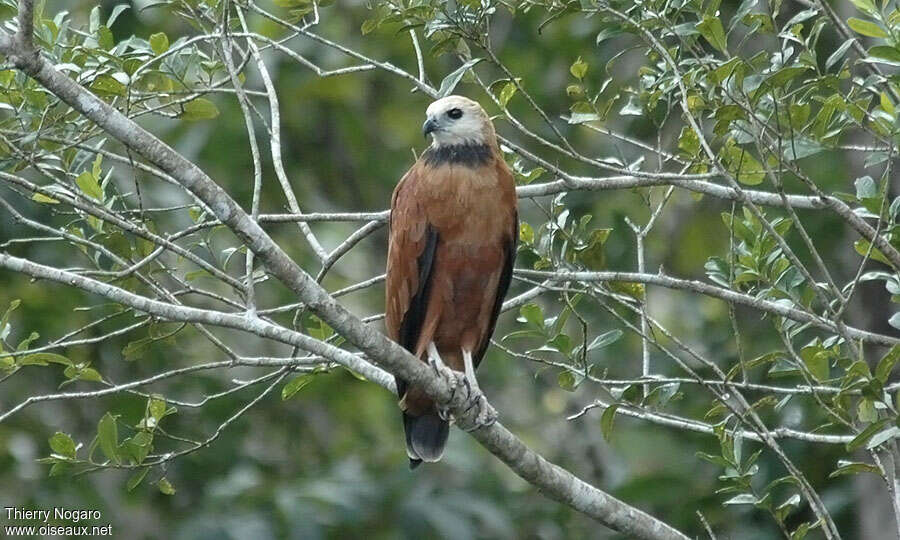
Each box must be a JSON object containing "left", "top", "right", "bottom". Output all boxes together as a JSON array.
[{"left": 422, "top": 95, "right": 493, "bottom": 147}]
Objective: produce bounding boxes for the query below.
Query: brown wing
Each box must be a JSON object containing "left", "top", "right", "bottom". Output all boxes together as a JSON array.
[{"left": 385, "top": 163, "right": 437, "bottom": 399}]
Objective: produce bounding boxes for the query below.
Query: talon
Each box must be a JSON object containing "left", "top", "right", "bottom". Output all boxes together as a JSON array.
[
  {"left": 462, "top": 376, "right": 472, "bottom": 397},
  {"left": 476, "top": 397, "right": 498, "bottom": 427},
  {"left": 462, "top": 396, "right": 497, "bottom": 431},
  {"left": 462, "top": 396, "right": 478, "bottom": 416},
  {"left": 427, "top": 343, "right": 442, "bottom": 373},
  {"left": 437, "top": 405, "right": 452, "bottom": 422}
]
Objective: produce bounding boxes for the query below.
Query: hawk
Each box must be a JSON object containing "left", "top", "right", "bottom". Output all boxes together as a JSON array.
[{"left": 385, "top": 95, "right": 518, "bottom": 468}]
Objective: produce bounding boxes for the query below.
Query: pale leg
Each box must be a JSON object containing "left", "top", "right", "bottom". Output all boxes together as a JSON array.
[
  {"left": 427, "top": 342, "right": 456, "bottom": 420},
  {"left": 461, "top": 349, "right": 497, "bottom": 428},
  {"left": 427, "top": 342, "right": 449, "bottom": 374},
  {"left": 462, "top": 349, "right": 480, "bottom": 393}
]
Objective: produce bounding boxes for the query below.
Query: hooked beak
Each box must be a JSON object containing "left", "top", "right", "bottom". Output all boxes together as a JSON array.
[{"left": 422, "top": 117, "right": 439, "bottom": 138}]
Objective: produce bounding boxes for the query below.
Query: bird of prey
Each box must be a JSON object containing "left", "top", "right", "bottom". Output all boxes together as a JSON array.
[{"left": 385, "top": 95, "right": 518, "bottom": 469}]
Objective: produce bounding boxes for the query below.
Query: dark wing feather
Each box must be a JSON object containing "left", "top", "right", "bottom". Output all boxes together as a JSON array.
[
  {"left": 394, "top": 225, "right": 438, "bottom": 399},
  {"left": 398, "top": 224, "right": 438, "bottom": 351}
]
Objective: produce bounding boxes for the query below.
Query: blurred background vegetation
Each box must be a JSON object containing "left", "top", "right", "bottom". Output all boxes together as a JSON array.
[{"left": 0, "top": 0, "right": 897, "bottom": 538}]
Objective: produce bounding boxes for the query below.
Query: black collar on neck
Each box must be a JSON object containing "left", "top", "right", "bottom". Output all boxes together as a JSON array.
[{"left": 422, "top": 143, "right": 492, "bottom": 167}]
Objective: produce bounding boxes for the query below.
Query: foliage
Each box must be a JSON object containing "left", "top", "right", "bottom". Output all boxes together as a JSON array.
[{"left": 1, "top": 0, "right": 900, "bottom": 537}]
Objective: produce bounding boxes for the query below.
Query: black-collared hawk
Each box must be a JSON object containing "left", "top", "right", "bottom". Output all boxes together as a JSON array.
[{"left": 385, "top": 95, "right": 518, "bottom": 469}]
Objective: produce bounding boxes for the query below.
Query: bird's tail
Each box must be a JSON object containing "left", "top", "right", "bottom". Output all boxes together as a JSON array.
[{"left": 403, "top": 410, "right": 449, "bottom": 470}]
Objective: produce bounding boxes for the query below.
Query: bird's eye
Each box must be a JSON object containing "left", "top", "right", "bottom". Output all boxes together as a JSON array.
[{"left": 446, "top": 108, "right": 463, "bottom": 120}]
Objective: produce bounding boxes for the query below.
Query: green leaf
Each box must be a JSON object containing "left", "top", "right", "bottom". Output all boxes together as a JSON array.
[
  {"left": 502, "top": 329, "right": 545, "bottom": 341},
  {"left": 609, "top": 281, "right": 646, "bottom": 300},
  {"left": 436, "top": 59, "right": 482, "bottom": 98},
  {"left": 97, "top": 25, "right": 114, "bottom": 50},
  {"left": 78, "top": 367, "right": 103, "bottom": 383},
  {"left": 866, "top": 426, "right": 900, "bottom": 449},
  {"left": 18, "top": 332, "right": 42, "bottom": 353},
  {"left": 587, "top": 330, "right": 623, "bottom": 351},
  {"left": 184, "top": 270, "right": 212, "bottom": 282},
  {"left": 600, "top": 404, "right": 618, "bottom": 441},
  {"left": 709, "top": 57, "right": 742, "bottom": 84},
  {"left": 149, "top": 32, "right": 169, "bottom": 55},
  {"left": 519, "top": 222, "right": 534, "bottom": 244},
  {"left": 89, "top": 5, "right": 101, "bottom": 33},
  {"left": 678, "top": 126, "right": 700, "bottom": 155},
  {"left": 763, "top": 67, "right": 809, "bottom": 90},
  {"left": 697, "top": 451, "right": 729, "bottom": 467},
  {"left": 575, "top": 228, "right": 612, "bottom": 269},
  {"left": 883, "top": 92, "right": 897, "bottom": 117},
  {"left": 596, "top": 26, "right": 623, "bottom": 44},
  {"left": 858, "top": 398, "right": 877, "bottom": 422},
  {"left": 557, "top": 371, "right": 580, "bottom": 391},
  {"left": 846, "top": 418, "right": 891, "bottom": 451},
  {"left": 568, "top": 111, "right": 601, "bottom": 124},
  {"left": 548, "top": 334, "right": 573, "bottom": 356},
  {"left": 876, "top": 345, "right": 900, "bottom": 382},
  {"left": 518, "top": 166, "right": 545, "bottom": 185},
  {"left": 97, "top": 412, "right": 120, "bottom": 464},
  {"left": 91, "top": 74, "right": 127, "bottom": 97},
  {"left": 498, "top": 82, "right": 517, "bottom": 108},
  {"left": 19, "top": 353, "right": 72, "bottom": 366},
  {"left": 122, "top": 337, "right": 153, "bottom": 361},
  {"left": 75, "top": 170, "right": 103, "bottom": 200},
  {"left": 180, "top": 98, "right": 219, "bottom": 121},
  {"left": 848, "top": 17, "right": 887, "bottom": 38},
  {"left": 281, "top": 374, "right": 314, "bottom": 400},
  {"left": 107, "top": 4, "right": 131, "bottom": 27},
  {"left": 0, "top": 299, "right": 20, "bottom": 341},
  {"left": 49, "top": 432, "right": 77, "bottom": 459},
  {"left": 519, "top": 303, "right": 544, "bottom": 329},
  {"left": 854, "top": 238, "right": 893, "bottom": 266},
  {"left": 32, "top": 192, "right": 59, "bottom": 204},
  {"left": 644, "top": 383, "right": 681, "bottom": 409},
  {"left": 127, "top": 468, "right": 149, "bottom": 491},
  {"left": 149, "top": 396, "right": 167, "bottom": 422},
  {"left": 855, "top": 176, "right": 878, "bottom": 199},
  {"left": 334, "top": 366, "right": 361, "bottom": 382},
  {"left": 569, "top": 57, "right": 588, "bottom": 80},
  {"left": 305, "top": 314, "right": 334, "bottom": 342},
  {"left": 121, "top": 432, "right": 152, "bottom": 465},
  {"left": 850, "top": 0, "right": 878, "bottom": 15},
  {"left": 360, "top": 18, "right": 379, "bottom": 35},
  {"left": 696, "top": 16, "right": 728, "bottom": 53},
  {"left": 724, "top": 494, "right": 758, "bottom": 505},
  {"left": 800, "top": 346, "right": 830, "bottom": 382},
  {"left": 92, "top": 153, "right": 102, "bottom": 181},
  {"left": 48, "top": 462, "right": 69, "bottom": 477},
  {"left": 829, "top": 460, "right": 880, "bottom": 478},
  {"left": 826, "top": 39, "right": 855, "bottom": 70},
  {"left": 867, "top": 46, "right": 900, "bottom": 65},
  {"left": 742, "top": 13, "right": 775, "bottom": 34},
  {"left": 157, "top": 476, "right": 176, "bottom": 495},
  {"left": 721, "top": 140, "right": 765, "bottom": 185}
]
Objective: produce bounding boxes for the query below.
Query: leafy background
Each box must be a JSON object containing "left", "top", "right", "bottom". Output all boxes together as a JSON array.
[{"left": 0, "top": 0, "right": 896, "bottom": 538}]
